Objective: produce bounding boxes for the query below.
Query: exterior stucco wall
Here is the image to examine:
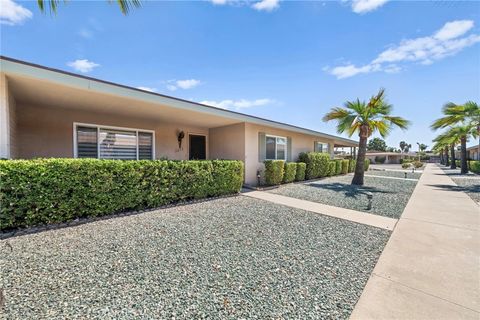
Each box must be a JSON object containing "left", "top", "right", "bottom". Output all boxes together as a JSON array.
[
  {"left": 0, "top": 74, "right": 16, "bottom": 158},
  {"left": 209, "top": 123, "right": 245, "bottom": 161},
  {"left": 16, "top": 103, "right": 209, "bottom": 160},
  {"left": 244, "top": 123, "right": 335, "bottom": 185}
]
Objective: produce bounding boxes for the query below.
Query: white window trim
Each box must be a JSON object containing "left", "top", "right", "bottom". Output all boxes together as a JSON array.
[
  {"left": 315, "top": 141, "right": 329, "bottom": 154},
  {"left": 266, "top": 134, "right": 287, "bottom": 161},
  {"left": 73, "top": 122, "right": 155, "bottom": 160}
]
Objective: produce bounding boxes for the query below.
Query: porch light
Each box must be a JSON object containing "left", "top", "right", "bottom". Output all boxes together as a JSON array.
[
  {"left": 177, "top": 131, "right": 185, "bottom": 149},
  {"left": 257, "top": 170, "right": 261, "bottom": 186},
  {"left": 366, "top": 192, "right": 373, "bottom": 210}
]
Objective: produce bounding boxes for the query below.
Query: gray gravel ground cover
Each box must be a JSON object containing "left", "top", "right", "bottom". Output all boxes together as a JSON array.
[
  {"left": 1, "top": 196, "right": 390, "bottom": 319},
  {"left": 367, "top": 169, "right": 422, "bottom": 179},
  {"left": 269, "top": 175, "right": 418, "bottom": 218},
  {"left": 450, "top": 178, "right": 480, "bottom": 203}
]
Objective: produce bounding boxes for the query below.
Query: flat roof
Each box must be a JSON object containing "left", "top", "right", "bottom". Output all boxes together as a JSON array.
[{"left": 0, "top": 55, "right": 358, "bottom": 146}]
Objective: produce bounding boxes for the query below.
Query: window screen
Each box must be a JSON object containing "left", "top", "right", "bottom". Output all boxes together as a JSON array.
[
  {"left": 76, "top": 126, "right": 98, "bottom": 158},
  {"left": 138, "top": 132, "right": 153, "bottom": 160}
]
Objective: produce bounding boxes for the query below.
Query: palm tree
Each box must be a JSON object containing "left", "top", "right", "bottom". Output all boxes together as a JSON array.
[
  {"left": 37, "top": 0, "right": 141, "bottom": 15},
  {"left": 323, "top": 88, "right": 410, "bottom": 185},
  {"left": 432, "top": 102, "right": 479, "bottom": 174}
]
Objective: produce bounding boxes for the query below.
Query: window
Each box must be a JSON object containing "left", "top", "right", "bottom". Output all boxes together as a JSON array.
[
  {"left": 75, "top": 124, "right": 154, "bottom": 160},
  {"left": 315, "top": 142, "right": 329, "bottom": 153},
  {"left": 266, "top": 135, "right": 287, "bottom": 160}
]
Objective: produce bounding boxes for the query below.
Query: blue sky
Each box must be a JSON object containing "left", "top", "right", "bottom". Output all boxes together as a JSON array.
[{"left": 1, "top": 0, "right": 480, "bottom": 149}]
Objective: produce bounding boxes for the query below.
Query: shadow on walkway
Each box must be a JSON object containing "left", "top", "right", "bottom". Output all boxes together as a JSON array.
[{"left": 427, "top": 183, "right": 480, "bottom": 194}]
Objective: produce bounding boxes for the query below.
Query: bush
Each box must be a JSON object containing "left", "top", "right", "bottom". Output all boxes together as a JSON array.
[
  {"left": 264, "top": 160, "right": 285, "bottom": 186},
  {"left": 295, "top": 162, "right": 306, "bottom": 181},
  {"left": 348, "top": 159, "right": 357, "bottom": 173},
  {"left": 402, "top": 162, "right": 411, "bottom": 169},
  {"left": 374, "top": 156, "right": 386, "bottom": 164},
  {"left": 283, "top": 162, "right": 297, "bottom": 183},
  {"left": 469, "top": 161, "right": 480, "bottom": 174},
  {"left": 413, "top": 161, "right": 423, "bottom": 168},
  {"left": 455, "top": 160, "right": 460, "bottom": 167},
  {"left": 0, "top": 159, "right": 244, "bottom": 231},
  {"left": 298, "top": 152, "right": 331, "bottom": 179},
  {"left": 328, "top": 161, "right": 336, "bottom": 176},
  {"left": 341, "top": 160, "right": 349, "bottom": 174},
  {"left": 400, "top": 158, "right": 412, "bottom": 164},
  {"left": 364, "top": 159, "right": 370, "bottom": 171},
  {"left": 334, "top": 160, "right": 342, "bottom": 175}
]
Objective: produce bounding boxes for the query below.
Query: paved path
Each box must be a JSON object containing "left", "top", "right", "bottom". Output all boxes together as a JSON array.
[
  {"left": 351, "top": 164, "right": 480, "bottom": 319},
  {"left": 242, "top": 190, "right": 397, "bottom": 231}
]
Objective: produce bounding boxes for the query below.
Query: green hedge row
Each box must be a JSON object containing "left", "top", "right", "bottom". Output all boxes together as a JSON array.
[
  {"left": 469, "top": 161, "right": 480, "bottom": 174},
  {"left": 348, "top": 159, "right": 357, "bottom": 173},
  {"left": 341, "top": 159, "right": 349, "bottom": 174},
  {"left": 298, "top": 152, "right": 331, "bottom": 180},
  {"left": 283, "top": 162, "right": 297, "bottom": 183},
  {"left": 264, "top": 160, "right": 285, "bottom": 185},
  {"left": 295, "top": 163, "right": 306, "bottom": 181},
  {"left": 0, "top": 159, "right": 244, "bottom": 230},
  {"left": 364, "top": 159, "right": 370, "bottom": 171}
]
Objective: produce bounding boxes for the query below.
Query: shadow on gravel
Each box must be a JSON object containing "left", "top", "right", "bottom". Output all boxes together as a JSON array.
[
  {"left": 428, "top": 184, "right": 480, "bottom": 194},
  {"left": 306, "top": 182, "right": 391, "bottom": 198}
]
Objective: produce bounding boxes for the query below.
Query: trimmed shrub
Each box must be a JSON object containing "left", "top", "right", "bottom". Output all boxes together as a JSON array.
[
  {"left": 374, "top": 156, "right": 386, "bottom": 164},
  {"left": 328, "top": 161, "right": 336, "bottom": 176},
  {"left": 295, "top": 162, "right": 306, "bottom": 181},
  {"left": 334, "top": 160, "right": 342, "bottom": 175},
  {"left": 455, "top": 160, "right": 461, "bottom": 167},
  {"left": 413, "top": 161, "right": 423, "bottom": 168},
  {"left": 283, "top": 162, "right": 297, "bottom": 183},
  {"left": 348, "top": 159, "right": 357, "bottom": 173},
  {"left": 298, "top": 152, "right": 331, "bottom": 179},
  {"left": 469, "top": 161, "right": 480, "bottom": 174},
  {"left": 341, "top": 160, "right": 349, "bottom": 174},
  {"left": 264, "top": 160, "right": 285, "bottom": 186},
  {"left": 0, "top": 159, "right": 244, "bottom": 231},
  {"left": 364, "top": 159, "right": 370, "bottom": 171},
  {"left": 402, "top": 162, "right": 411, "bottom": 169}
]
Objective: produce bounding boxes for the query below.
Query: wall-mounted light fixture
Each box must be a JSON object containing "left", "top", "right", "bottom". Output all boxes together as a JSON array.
[{"left": 177, "top": 131, "right": 185, "bottom": 149}]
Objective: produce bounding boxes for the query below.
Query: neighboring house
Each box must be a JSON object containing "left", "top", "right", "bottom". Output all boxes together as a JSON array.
[
  {"left": 0, "top": 56, "right": 358, "bottom": 185},
  {"left": 467, "top": 145, "right": 480, "bottom": 161},
  {"left": 366, "top": 151, "right": 411, "bottom": 164}
]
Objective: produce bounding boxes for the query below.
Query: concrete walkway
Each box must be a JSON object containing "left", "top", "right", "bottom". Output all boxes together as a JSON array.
[
  {"left": 351, "top": 164, "right": 480, "bottom": 319},
  {"left": 242, "top": 190, "right": 397, "bottom": 231}
]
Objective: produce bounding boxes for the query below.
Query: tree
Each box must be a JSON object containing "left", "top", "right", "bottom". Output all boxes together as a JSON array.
[
  {"left": 399, "top": 141, "right": 412, "bottom": 153},
  {"left": 431, "top": 101, "right": 479, "bottom": 174},
  {"left": 367, "top": 137, "right": 387, "bottom": 151},
  {"left": 323, "top": 88, "right": 410, "bottom": 185},
  {"left": 417, "top": 143, "right": 428, "bottom": 152},
  {"left": 37, "top": 0, "right": 141, "bottom": 14}
]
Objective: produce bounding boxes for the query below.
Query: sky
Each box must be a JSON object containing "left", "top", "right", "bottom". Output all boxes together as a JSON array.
[{"left": 1, "top": 0, "right": 480, "bottom": 150}]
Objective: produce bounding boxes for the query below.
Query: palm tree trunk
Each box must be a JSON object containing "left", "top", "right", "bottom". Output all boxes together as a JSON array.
[
  {"left": 352, "top": 127, "right": 367, "bottom": 185},
  {"left": 460, "top": 136, "right": 468, "bottom": 174},
  {"left": 450, "top": 144, "right": 456, "bottom": 169},
  {"left": 444, "top": 146, "right": 449, "bottom": 166},
  {"left": 439, "top": 152, "right": 444, "bottom": 165}
]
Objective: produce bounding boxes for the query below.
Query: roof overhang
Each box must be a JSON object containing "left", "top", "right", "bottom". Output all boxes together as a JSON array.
[{"left": 1, "top": 56, "right": 358, "bottom": 147}]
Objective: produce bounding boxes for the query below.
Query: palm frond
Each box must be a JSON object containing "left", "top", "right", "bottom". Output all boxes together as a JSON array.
[
  {"left": 383, "top": 116, "right": 411, "bottom": 130},
  {"left": 112, "top": 0, "right": 142, "bottom": 15}
]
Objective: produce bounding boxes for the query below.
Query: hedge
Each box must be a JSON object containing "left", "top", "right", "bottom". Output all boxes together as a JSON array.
[
  {"left": 298, "top": 152, "right": 331, "bottom": 179},
  {"left": 283, "top": 162, "right": 297, "bottom": 183},
  {"left": 0, "top": 159, "right": 244, "bottom": 231},
  {"left": 264, "top": 160, "right": 285, "bottom": 186},
  {"left": 334, "top": 160, "right": 342, "bottom": 175},
  {"left": 328, "top": 161, "right": 336, "bottom": 176},
  {"left": 364, "top": 159, "right": 370, "bottom": 171},
  {"left": 469, "top": 161, "right": 480, "bottom": 174},
  {"left": 341, "top": 160, "right": 349, "bottom": 174},
  {"left": 348, "top": 159, "right": 357, "bottom": 173},
  {"left": 295, "top": 163, "right": 306, "bottom": 181}
]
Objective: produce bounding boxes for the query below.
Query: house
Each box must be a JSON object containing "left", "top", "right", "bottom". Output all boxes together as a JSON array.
[
  {"left": 365, "top": 151, "right": 411, "bottom": 164},
  {"left": 467, "top": 144, "right": 480, "bottom": 161},
  {"left": 0, "top": 56, "right": 358, "bottom": 185}
]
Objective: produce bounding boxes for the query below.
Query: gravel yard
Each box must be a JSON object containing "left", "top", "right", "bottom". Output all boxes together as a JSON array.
[
  {"left": 1, "top": 196, "right": 390, "bottom": 319},
  {"left": 269, "top": 175, "right": 418, "bottom": 218},
  {"left": 450, "top": 177, "right": 480, "bottom": 203},
  {"left": 367, "top": 169, "right": 422, "bottom": 179}
]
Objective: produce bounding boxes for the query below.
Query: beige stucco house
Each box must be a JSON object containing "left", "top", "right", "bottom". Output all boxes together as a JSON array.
[{"left": 0, "top": 56, "right": 357, "bottom": 185}]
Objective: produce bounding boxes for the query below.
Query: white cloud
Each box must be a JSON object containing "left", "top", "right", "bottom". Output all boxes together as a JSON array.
[
  {"left": 210, "top": 0, "right": 229, "bottom": 4},
  {"left": 78, "top": 28, "right": 93, "bottom": 39},
  {"left": 137, "top": 86, "right": 157, "bottom": 92},
  {"left": 0, "top": 0, "right": 33, "bottom": 26},
  {"left": 166, "top": 79, "right": 201, "bottom": 91},
  {"left": 328, "top": 20, "right": 480, "bottom": 79},
  {"left": 434, "top": 20, "right": 474, "bottom": 41},
  {"left": 67, "top": 59, "right": 100, "bottom": 73},
  {"left": 252, "top": 0, "right": 279, "bottom": 12},
  {"left": 351, "top": 0, "right": 388, "bottom": 14},
  {"left": 200, "top": 98, "right": 275, "bottom": 110}
]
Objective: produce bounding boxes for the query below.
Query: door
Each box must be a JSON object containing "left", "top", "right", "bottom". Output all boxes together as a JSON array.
[{"left": 189, "top": 135, "right": 206, "bottom": 160}]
